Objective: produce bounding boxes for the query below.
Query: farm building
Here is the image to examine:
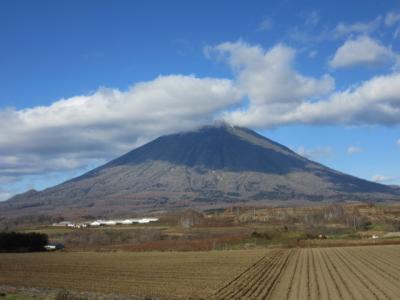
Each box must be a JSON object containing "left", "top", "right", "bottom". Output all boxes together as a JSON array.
[
  {"left": 53, "top": 218, "right": 159, "bottom": 228},
  {"left": 52, "top": 221, "right": 73, "bottom": 227},
  {"left": 91, "top": 218, "right": 159, "bottom": 226}
]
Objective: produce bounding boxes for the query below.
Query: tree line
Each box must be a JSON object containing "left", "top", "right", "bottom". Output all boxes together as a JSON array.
[{"left": 0, "top": 231, "right": 48, "bottom": 252}]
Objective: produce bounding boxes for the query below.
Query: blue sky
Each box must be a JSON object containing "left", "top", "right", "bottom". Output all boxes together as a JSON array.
[{"left": 1, "top": 0, "right": 400, "bottom": 200}]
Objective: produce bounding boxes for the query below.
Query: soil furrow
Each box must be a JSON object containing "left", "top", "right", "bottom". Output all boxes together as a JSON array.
[
  {"left": 322, "top": 248, "right": 355, "bottom": 300},
  {"left": 314, "top": 248, "right": 331, "bottom": 300},
  {"left": 215, "top": 252, "right": 276, "bottom": 299},
  {"left": 212, "top": 245, "right": 400, "bottom": 300},
  {"left": 257, "top": 250, "right": 291, "bottom": 299},
  {"left": 319, "top": 248, "right": 345, "bottom": 300},
  {"left": 241, "top": 251, "right": 284, "bottom": 299},
  {"left": 214, "top": 252, "right": 271, "bottom": 297},
  {"left": 216, "top": 251, "right": 281, "bottom": 299},
  {"left": 355, "top": 249, "right": 400, "bottom": 284},
  {"left": 337, "top": 247, "right": 399, "bottom": 299},
  {"left": 334, "top": 248, "right": 388, "bottom": 299}
]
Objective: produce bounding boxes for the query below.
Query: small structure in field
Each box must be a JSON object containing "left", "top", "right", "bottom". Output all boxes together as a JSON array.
[
  {"left": 117, "top": 219, "right": 134, "bottom": 225},
  {"left": 105, "top": 220, "right": 117, "bottom": 226},
  {"left": 52, "top": 221, "right": 73, "bottom": 227},
  {"left": 137, "top": 218, "right": 159, "bottom": 224},
  {"left": 45, "top": 243, "right": 64, "bottom": 251},
  {"left": 52, "top": 221, "right": 87, "bottom": 228},
  {"left": 53, "top": 217, "right": 159, "bottom": 228}
]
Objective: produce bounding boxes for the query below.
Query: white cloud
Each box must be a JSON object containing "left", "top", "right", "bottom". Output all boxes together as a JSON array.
[
  {"left": 329, "top": 36, "right": 397, "bottom": 68},
  {"left": 0, "top": 75, "right": 241, "bottom": 184},
  {"left": 296, "top": 146, "right": 333, "bottom": 159},
  {"left": 397, "top": 139, "right": 400, "bottom": 145},
  {"left": 207, "top": 41, "right": 334, "bottom": 128},
  {"left": 259, "top": 17, "right": 273, "bottom": 31},
  {"left": 372, "top": 175, "right": 392, "bottom": 183},
  {"left": 206, "top": 41, "right": 400, "bottom": 128},
  {"left": 290, "top": 73, "right": 400, "bottom": 126},
  {"left": 347, "top": 146, "right": 362, "bottom": 155},
  {"left": 385, "top": 11, "right": 400, "bottom": 27},
  {"left": 4, "top": 39, "right": 400, "bottom": 197}
]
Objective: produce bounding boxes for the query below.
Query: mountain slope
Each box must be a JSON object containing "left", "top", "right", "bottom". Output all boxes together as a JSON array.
[{"left": 2, "top": 124, "right": 399, "bottom": 217}]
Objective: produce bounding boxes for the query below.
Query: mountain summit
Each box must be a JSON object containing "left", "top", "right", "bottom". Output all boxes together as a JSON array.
[{"left": 2, "top": 124, "right": 399, "bottom": 217}]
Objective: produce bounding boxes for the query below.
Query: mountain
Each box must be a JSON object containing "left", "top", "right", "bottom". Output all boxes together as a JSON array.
[{"left": 1, "top": 124, "right": 399, "bottom": 218}]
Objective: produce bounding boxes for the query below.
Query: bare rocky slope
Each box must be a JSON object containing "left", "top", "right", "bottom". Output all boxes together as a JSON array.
[{"left": 1, "top": 124, "right": 399, "bottom": 218}]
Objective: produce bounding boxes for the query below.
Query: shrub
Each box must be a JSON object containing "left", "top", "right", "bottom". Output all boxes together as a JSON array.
[
  {"left": 251, "top": 231, "right": 272, "bottom": 240},
  {"left": 55, "top": 290, "right": 87, "bottom": 300}
]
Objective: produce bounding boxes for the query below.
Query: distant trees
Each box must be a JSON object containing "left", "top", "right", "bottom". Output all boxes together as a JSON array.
[
  {"left": 0, "top": 231, "right": 48, "bottom": 252},
  {"left": 0, "top": 214, "right": 64, "bottom": 230},
  {"left": 179, "top": 210, "right": 205, "bottom": 228},
  {"left": 63, "top": 228, "right": 163, "bottom": 246}
]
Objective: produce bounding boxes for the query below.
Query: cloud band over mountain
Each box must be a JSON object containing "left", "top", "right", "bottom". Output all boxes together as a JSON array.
[{"left": 1, "top": 39, "right": 400, "bottom": 199}]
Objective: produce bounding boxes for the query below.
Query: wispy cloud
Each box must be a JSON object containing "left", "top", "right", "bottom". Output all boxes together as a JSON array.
[
  {"left": 258, "top": 17, "right": 273, "bottom": 31},
  {"left": 395, "top": 27, "right": 400, "bottom": 39},
  {"left": 372, "top": 174, "right": 393, "bottom": 183},
  {"left": 308, "top": 50, "right": 318, "bottom": 58},
  {"left": 385, "top": 11, "right": 400, "bottom": 27},
  {"left": 347, "top": 146, "right": 362, "bottom": 155},
  {"left": 288, "top": 14, "right": 383, "bottom": 44},
  {"left": 333, "top": 17, "right": 381, "bottom": 38},
  {"left": 296, "top": 146, "right": 333, "bottom": 160},
  {"left": 304, "top": 11, "right": 320, "bottom": 27},
  {"left": 0, "top": 191, "right": 13, "bottom": 202},
  {"left": 287, "top": 11, "right": 400, "bottom": 47}
]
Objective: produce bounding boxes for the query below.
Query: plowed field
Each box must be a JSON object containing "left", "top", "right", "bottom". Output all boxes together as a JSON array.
[
  {"left": 215, "top": 245, "right": 400, "bottom": 300},
  {"left": 1, "top": 245, "right": 400, "bottom": 299}
]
